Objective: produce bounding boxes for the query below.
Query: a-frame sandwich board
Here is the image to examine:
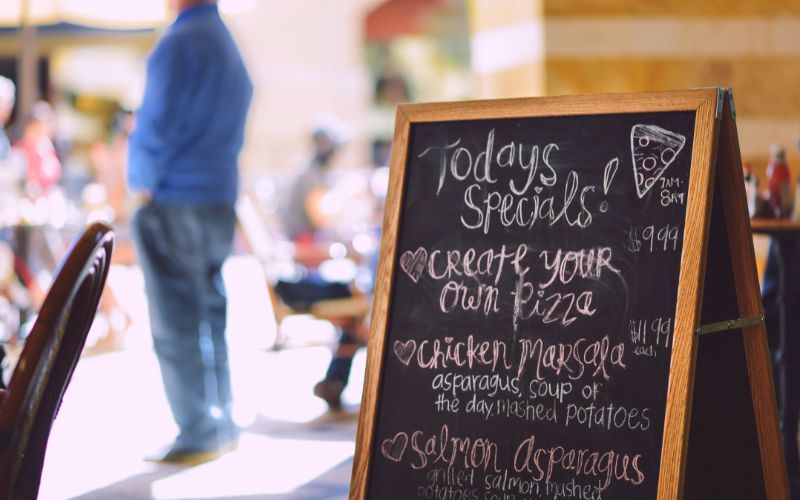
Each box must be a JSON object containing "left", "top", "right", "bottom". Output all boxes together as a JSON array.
[
  {"left": 662, "top": 89, "right": 789, "bottom": 499},
  {"left": 350, "top": 88, "right": 789, "bottom": 499}
]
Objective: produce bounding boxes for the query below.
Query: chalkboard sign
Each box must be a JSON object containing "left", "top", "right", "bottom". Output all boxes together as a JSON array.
[{"left": 351, "top": 89, "right": 788, "bottom": 499}]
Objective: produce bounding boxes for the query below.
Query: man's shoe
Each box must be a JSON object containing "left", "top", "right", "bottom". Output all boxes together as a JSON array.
[
  {"left": 145, "top": 447, "right": 221, "bottom": 466},
  {"left": 313, "top": 379, "right": 345, "bottom": 410},
  {"left": 145, "top": 440, "right": 238, "bottom": 466}
]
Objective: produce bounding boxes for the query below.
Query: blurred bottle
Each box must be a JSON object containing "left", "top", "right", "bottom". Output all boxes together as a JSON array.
[
  {"left": 744, "top": 170, "right": 759, "bottom": 218},
  {"left": 744, "top": 163, "right": 753, "bottom": 216},
  {"left": 743, "top": 162, "right": 752, "bottom": 188},
  {"left": 766, "top": 144, "right": 791, "bottom": 218}
]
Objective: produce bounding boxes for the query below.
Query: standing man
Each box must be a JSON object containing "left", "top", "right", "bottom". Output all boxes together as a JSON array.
[{"left": 127, "top": 0, "right": 253, "bottom": 464}]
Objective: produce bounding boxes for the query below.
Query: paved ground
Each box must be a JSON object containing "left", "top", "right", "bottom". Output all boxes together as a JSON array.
[{"left": 36, "top": 256, "right": 366, "bottom": 500}]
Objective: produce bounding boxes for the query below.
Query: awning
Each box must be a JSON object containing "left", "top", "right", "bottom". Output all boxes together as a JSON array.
[
  {"left": 0, "top": 0, "right": 168, "bottom": 29},
  {"left": 365, "top": 0, "right": 452, "bottom": 41}
]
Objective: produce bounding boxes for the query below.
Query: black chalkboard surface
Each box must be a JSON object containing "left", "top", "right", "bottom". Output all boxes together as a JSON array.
[{"left": 351, "top": 90, "right": 788, "bottom": 500}]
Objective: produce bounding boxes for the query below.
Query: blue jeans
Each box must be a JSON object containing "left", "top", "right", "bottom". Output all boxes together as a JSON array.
[{"left": 132, "top": 202, "right": 238, "bottom": 452}]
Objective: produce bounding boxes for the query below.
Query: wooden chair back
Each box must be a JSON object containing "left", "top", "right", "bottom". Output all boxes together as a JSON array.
[{"left": 0, "top": 222, "right": 114, "bottom": 499}]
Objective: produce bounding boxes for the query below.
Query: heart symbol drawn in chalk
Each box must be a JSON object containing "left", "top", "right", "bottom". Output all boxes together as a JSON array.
[
  {"left": 399, "top": 247, "right": 427, "bottom": 283},
  {"left": 393, "top": 340, "right": 416, "bottom": 366},
  {"left": 381, "top": 432, "right": 408, "bottom": 462}
]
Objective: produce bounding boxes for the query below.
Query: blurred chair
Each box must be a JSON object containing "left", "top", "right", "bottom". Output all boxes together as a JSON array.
[
  {"left": 0, "top": 222, "right": 113, "bottom": 499},
  {"left": 235, "top": 194, "right": 370, "bottom": 349}
]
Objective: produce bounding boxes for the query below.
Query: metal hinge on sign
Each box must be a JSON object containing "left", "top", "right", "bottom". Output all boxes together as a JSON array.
[
  {"left": 715, "top": 87, "right": 725, "bottom": 120},
  {"left": 727, "top": 88, "right": 737, "bottom": 120},
  {"left": 696, "top": 314, "right": 764, "bottom": 335}
]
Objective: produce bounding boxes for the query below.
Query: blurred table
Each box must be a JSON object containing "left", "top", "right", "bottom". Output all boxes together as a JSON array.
[
  {"left": 751, "top": 217, "right": 800, "bottom": 494},
  {"left": 751, "top": 218, "right": 800, "bottom": 234}
]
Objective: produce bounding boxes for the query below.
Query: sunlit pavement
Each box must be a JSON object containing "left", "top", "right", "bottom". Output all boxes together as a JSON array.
[{"left": 36, "top": 255, "right": 366, "bottom": 500}]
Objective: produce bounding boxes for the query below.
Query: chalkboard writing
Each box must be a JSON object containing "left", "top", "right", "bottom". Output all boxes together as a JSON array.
[{"left": 366, "top": 111, "right": 696, "bottom": 499}]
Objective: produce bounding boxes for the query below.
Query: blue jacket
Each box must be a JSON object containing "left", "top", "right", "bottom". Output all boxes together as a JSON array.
[{"left": 128, "top": 3, "right": 253, "bottom": 204}]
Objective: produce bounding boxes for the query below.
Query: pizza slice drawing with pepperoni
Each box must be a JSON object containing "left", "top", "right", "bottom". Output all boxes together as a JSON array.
[{"left": 630, "top": 124, "right": 687, "bottom": 198}]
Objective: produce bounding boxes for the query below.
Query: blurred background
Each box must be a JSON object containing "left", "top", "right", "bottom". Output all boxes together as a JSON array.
[
  {"left": 0, "top": 0, "right": 797, "bottom": 498},
  {"left": 4, "top": 0, "right": 797, "bottom": 190}
]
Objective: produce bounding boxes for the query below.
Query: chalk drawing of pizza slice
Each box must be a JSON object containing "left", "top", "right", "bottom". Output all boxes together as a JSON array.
[{"left": 630, "top": 124, "right": 687, "bottom": 198}]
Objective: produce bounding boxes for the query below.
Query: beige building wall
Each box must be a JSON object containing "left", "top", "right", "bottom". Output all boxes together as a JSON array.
[
  {"left": 225, "top": 1, "right": 372, "bottom": 182},
  {"left": 468, "top": 0, "right": 800, "bottom": 177},
  {"left": 467, "top": 0, "right": 545, "bottom": 98}
]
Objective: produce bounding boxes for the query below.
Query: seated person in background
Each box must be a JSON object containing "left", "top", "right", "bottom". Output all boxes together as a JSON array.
[
  {"left": 283, "top": 120, "right": 342, "bottom": 244},
  {"left": 761, "top": 239, "right": 800, "bottom": 497},
  {"left": 0, "top": 76, "right": 14, "bottom": 161},
  {"left": 12, "top": 101, "right": 61, "bottom": 199},
  {"left": 278, "top": 118, "right": 366, "bottom": 410},
  {"left": 0, "top": 78, "right": 24, "bottom": 226}
]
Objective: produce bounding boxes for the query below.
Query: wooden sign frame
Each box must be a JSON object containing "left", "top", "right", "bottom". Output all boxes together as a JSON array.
[{"left": 351, "top": 88, "right": 788, "bottom": 499}]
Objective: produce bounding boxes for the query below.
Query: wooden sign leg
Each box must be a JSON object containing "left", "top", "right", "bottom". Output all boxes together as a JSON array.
[{"left": 683, "top": 95, "right": 789, "bottom": 499}]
